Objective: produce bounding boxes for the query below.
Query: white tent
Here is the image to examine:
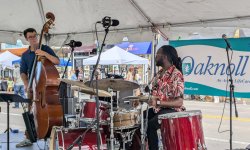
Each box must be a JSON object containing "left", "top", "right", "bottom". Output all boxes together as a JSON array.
[
  {"left": 1, "top": 0, "right": 250, "bottom": 46},
  {"left": 83, "top": 46, "right": 148, "bottom": 65},
  {"left": 0, "top": 51, "right": 20, "bottom": 68}
]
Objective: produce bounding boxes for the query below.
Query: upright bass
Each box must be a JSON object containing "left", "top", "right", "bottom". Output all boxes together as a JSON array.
[{"left": 25, "top": 12, "right": 63, "bottom": 140}]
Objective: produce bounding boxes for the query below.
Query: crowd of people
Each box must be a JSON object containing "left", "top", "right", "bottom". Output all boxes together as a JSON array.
[
  {"left": 67, "top": 65, "right": 143, "bottom": 84},
  {"left": 0, "top": 64, "right": 26, "bottom": 108}
]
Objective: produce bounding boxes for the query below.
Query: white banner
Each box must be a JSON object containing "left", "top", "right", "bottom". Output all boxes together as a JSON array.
[{"left": 170, "top": 37, "right": 250, "bottom": 98}]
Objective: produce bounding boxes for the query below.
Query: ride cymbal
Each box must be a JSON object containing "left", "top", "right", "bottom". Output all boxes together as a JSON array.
[
  {"left": 59, "top": 79, "right": 111, "bottom": 97},
  {"left": 84, "top": 79, "right": 139, "bottom": 91}
]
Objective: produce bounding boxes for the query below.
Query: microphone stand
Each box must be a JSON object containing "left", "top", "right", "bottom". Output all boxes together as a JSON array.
[
  {"left": 225, "top": 44, "right": 238, "bottom": 150},
  {"left": 58, "top": 46, "right": 75, "bottom": 89},
  {"left": 66, "top": 128, "right": 91, "bottom": 150},
  {"left": 89, "top": 26, "right": 110, "bottom": 150},
  {"left": 58, "top": 46, "right": 75, "bottom": 127}
]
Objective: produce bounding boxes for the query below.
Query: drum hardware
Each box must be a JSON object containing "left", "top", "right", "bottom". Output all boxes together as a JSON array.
[
  {"left": 75, "top": 103, "right": 81, "bottom": 114},
  {"left": 67, "top": 118, "right": 77, "bottom": 128},
  {"left": 115, "top": 128, "right": 137, "bottom": 150},
  {"left": 122, "top": 94, "right": 153, "bottom": 150},
  {"left": 139, "top": 98, "right": 149, "bottom": 150},
  {"left": 197, "top": 139, "right": 203, "bottom": 150},
  {"left": 108, "top": 88, "right": 115, "bottom": 150}
]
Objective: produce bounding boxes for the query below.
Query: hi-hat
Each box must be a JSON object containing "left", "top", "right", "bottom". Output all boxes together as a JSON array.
[
  {"left": 84, "top": 79, "right": 139, "bottom": 91},
  {"left": 59, "top": 79, "right": 111, "bottom": 97}
]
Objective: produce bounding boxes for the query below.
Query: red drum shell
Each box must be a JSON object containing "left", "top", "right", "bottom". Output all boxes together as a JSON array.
[
  {"left": 81, "top": 99, "right": 109, "bottom": 124},
  {"left": 158, "top": 110, "right": 206, "bottom": 150},
  {"left": 56, "top": 128, "right": 107, "bottom": 150}
]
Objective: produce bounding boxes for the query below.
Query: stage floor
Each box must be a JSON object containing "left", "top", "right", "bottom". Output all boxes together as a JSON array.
[{"left": 0, "top": 132, "right": 46, "bottom": 150}]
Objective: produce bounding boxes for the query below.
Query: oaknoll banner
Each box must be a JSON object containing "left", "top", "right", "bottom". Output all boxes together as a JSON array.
[{"left": 170, "top": 37, "right": 250, "bottom": 98}]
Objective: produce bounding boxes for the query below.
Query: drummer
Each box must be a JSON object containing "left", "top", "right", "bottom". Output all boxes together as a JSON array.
[{"left": 147, "top": 45, "right": 185, "bottom": 150}]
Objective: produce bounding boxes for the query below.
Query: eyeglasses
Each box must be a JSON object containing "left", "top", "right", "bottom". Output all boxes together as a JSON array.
[{"left": 27, "top": 35, "right": 37, "bottom": 39}]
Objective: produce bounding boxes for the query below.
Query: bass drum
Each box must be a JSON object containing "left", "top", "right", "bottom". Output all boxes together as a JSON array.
[{"left": 49, "top": 126, "right": 107, "bottom": 150}]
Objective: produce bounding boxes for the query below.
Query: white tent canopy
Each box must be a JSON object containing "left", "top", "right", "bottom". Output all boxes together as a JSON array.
[
  {"left": 0, "top": 51, "right": 20, "bottom": 68},
  {"left": 1, "top": 0, "right": 250, "bottom": 46},
  {"left": 83, "top": 46, "right": 148, "bottom": 65}
]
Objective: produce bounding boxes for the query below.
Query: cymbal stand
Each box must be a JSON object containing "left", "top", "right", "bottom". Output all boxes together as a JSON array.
[
  {"left": 75, "top": 87, "right": 81, "bottom": 128},
  {"left": 116, "top": 128, "right": 137, "bottom": 150},
  {"left": 140, "top": 98, "right": 150, "bottom": 150},
  {"left": 140, "top": 101, "right": 145, "bottom": 150},
  {"left": 108, "top": 88, "right": 114, "bottom": 150}
]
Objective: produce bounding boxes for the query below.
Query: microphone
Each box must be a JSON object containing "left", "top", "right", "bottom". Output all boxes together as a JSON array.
[
  {"left": 97, "top": 16, "right": 119, "bottom": 28},
  {"left": 65, "top": 40, "right": 82, "bottom": 47},
  {"left": 222, "top": 34, "right": 232, "bottom": 50}
]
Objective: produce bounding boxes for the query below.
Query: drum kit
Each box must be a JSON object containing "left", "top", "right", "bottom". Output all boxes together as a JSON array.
[{"left": 49, "top": 78, "right": 206, "bottom": 150}]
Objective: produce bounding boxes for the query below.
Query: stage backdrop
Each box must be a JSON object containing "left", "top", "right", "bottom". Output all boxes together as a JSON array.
[{"left": 170, "top": 37, "right": 250, "bottom": 98}]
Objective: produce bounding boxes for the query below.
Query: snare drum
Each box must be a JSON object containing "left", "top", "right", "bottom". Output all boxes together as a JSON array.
[
  {"left": 158, "top": 110, "right": 206, "bottom": 150},
  {"left": 113, "top": 110, "right": 140, "bottom": 130},
  {"left": 80, "top": 99, "right": 109, "bottom": 124},
  {"left": 49, "top": 126, "right": 107, "bottom": 150}
]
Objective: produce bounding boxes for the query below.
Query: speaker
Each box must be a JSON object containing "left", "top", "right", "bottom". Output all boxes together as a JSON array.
[{"left": 60, "top": 97, "right": 78, "bottom": 115}]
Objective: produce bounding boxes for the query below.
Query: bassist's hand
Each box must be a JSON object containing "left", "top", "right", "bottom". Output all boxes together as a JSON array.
[{"left": 26, "top": 88, "right": 33, "bottom": 100}]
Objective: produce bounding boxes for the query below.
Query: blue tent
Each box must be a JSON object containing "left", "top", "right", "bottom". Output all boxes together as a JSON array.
[
  {"left": 59, "top": 58, "right": 72, "bottom": 67},
  {"left": 12, "top": 58, "right": 72, "bottom": 67},
  {"left": 12, "top": 59, "right": 21, "bottom": 65},
  {"left": 116, "top": 41, "right": 152, "bottom": 55}
]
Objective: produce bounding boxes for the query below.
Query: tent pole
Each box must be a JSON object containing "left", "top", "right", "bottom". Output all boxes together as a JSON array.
[{"left": 150, "top": 33, "right": 157, "bottom": 80}]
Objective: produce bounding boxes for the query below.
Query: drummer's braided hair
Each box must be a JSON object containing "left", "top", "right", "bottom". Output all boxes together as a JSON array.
[{"left": 160, "top": 45, "right": 182, "bottom": 73}]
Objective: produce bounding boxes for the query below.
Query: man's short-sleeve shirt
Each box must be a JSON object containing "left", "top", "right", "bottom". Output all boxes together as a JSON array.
[
  {"left": 20, "top": 45, "right": 58, "bottom": 76},
  {"left": 152, "top": 65, "right": 184, "bottom": 110}
]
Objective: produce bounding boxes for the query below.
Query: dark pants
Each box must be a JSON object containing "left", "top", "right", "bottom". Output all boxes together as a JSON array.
[{"left": 146, "top": 108, "right": 176, "bottom": 150}]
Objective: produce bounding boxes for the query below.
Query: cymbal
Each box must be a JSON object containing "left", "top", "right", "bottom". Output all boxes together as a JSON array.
[
  {"left": 59, "top": 79, "right": 86, "bottom": 88},
  {"left": 71, "top": 86, "right": 111, "bottom": 97},
  {"left": 59, "top": 79, "right": 111, "bottom": 97},
  {"left": 84, "top": 79, "right": 139, "bottom": 91},
  {"left": 122, "top": 95, "right": 159, "bottom": 103}
]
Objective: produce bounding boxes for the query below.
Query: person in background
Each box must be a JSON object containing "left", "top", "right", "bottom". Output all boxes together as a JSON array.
[
  {"left": 69, "top": 69, "right": 77, "bottom": 80},
  {"left": 77, "top": 66, "right": 84, "bottom": 81},
  {"left": 126, "top": 66, "right": 134, "bottom": 81},
  {"left": 134, "top": 67, "right": 142, "bottom": 84},
  {"left": 7, "top": 77, "right": 14, "bottom": 92},
  {"left": 13, "top": 63, "right": 26, "bottom": 108}
]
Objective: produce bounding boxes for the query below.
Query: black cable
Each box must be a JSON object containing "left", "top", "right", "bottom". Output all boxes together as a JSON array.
[
  {"left": 66, "top": 127, "right": 91, "bottom": 150},
  {"left": 218, "top": 49, "right": 234, "bottom": 133},
  {"left": 60, "top": 49, "right": 73, "bottom": 79}
]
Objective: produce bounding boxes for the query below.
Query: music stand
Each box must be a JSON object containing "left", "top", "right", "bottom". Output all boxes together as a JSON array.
[{"left": 0, "top": 92, "right": 30, "bottom": 150}]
